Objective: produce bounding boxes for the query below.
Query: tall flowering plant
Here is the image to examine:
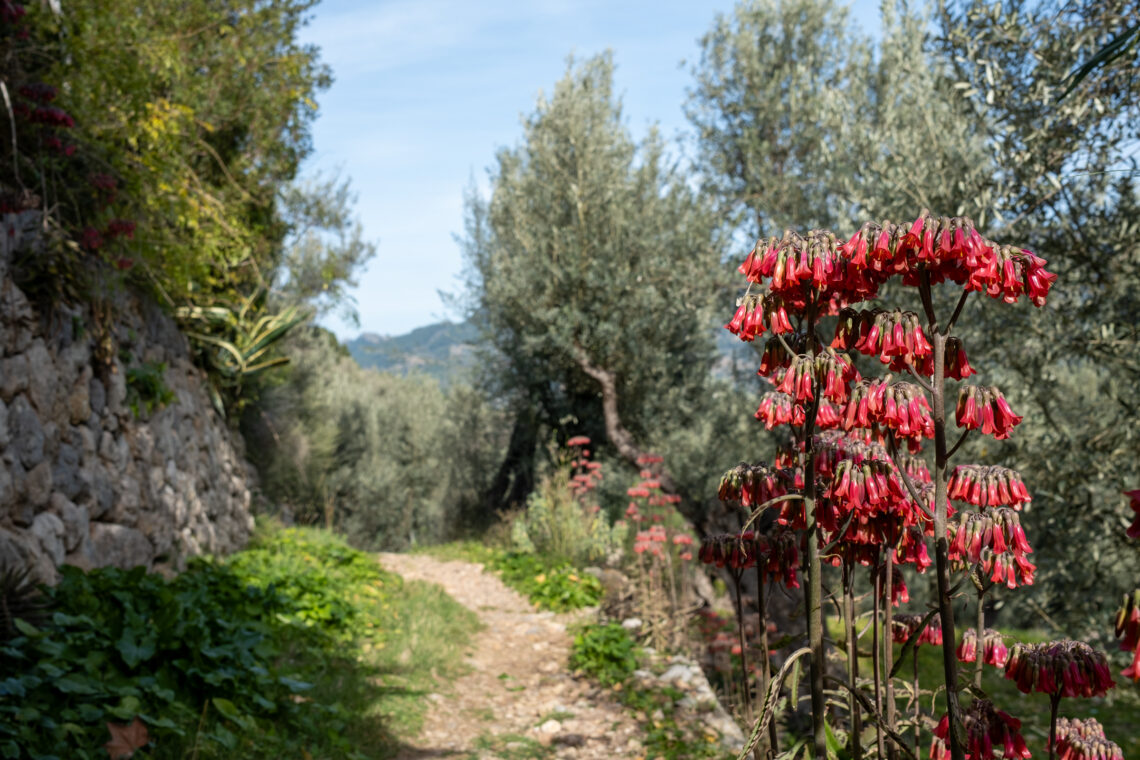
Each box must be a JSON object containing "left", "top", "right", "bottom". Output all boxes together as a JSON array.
[
  {"left": 720, "top": 211, "right": 1062, "bottom": 760},
  {"left": 623, "top": 453, "right": 694, "bottom": 649}
]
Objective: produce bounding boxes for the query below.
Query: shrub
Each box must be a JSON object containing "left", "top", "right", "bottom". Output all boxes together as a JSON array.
[{"left": 569, "top": 623, "right": 639, "bottom": 686}]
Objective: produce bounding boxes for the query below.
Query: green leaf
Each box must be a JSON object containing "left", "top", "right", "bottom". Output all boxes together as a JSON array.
[
  {"left": 53, "top": 674, "right": 99, "bottom": 695},
  {"left": 13, "top": 619, "right": 40, "bottom": 637},
  {"left": 211, "top": 697, "right": 241, "bottom": 721},
  {"left": 117, "top": 627, "right": 156, "bottom": 668}
]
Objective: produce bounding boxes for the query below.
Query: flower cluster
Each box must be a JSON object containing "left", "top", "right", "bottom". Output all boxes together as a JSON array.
[
  {"left": 956, "top": 386, "right": 1023, "bottom": 440},
  {"left": 1052, "top": 718, "right": 1124, "bottom": 760},
  {"left": 832, "top": 308, "right": 933, "bottom": 370},
  {"left": 1113, "top": 589, "right": 1140, "bottom": 682},
  {"left": 948, "top": 508, "right": 1035, "bottom": 588},
  {"left": 1004, "top": 640, "right": 1115, "bottom": 698},
  {"left": 672, "top": 532, "right": 694, "bottom": 561},
  {"left": 716, "top": 462, "right": 790, "bottom": 509},
  {"left": 566, "top": 436, "right": 602, "bottom": 502},
  {"left": 930, "top": 700, "right": 1030, "bottom": 760},
  {"left": 841, "top": 214, "right": 1056, "bottom": 306},
  {"left": 697, "top": 530, "right": 800, "bottom": 588},
  {"left": 842, "top": 377, "right": 933, "bottom": 440},
  {"left": 633, "top": 524, "right": 668, "bottom": 556},
  {"left": 948, "top": 465, "right": 1032, "bottom": 509},
  {"left": 892, "top": 613, "right": 942, "bottom": 646},
  {"left": 769, "top": 349, "right": 860, "bottom": 404},
  {"left": 957, "top": 628, "right": 1009, "bottom": 667}
]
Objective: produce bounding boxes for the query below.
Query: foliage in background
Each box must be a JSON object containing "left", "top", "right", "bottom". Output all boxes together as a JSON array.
[
  {"left": 568, "top": 622, "right": 639, "bottom": 686},
  {"left": 457, "top": 52, "right": 750, "bottom": 520},
  {"left": 687, "top": 0, "right": 1140, "bottom": 634},
  {"left": 930, "top": 0, "right": 1140, "bottom": 633},
  {"left": 5, "top": 0, "right": 328, "bottom": 301},
  {"left": 243, "top": 326, "right": 507, "bottom": 549},
  {"left": 506, "top": 440, "right": 624, "bottom": 567}
]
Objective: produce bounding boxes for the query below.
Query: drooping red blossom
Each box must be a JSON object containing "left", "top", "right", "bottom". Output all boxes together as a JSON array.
[
  {"left": 1004, "top": 640, "right": 1115, "bottom": 698},
  {"left": 1, "top": 0, "right": 27, "bottom": 24},
  {"left": 842, "top": 376, "right": 934, "bottom": 441},
  {"left": 833, "top": 308, "right": 933, "bottom": 370},
  {"left": 17, "top": 82, "right": 56, "bottom": 103},
  {"left": 956, "top": 385, "right": 1023, "bottom": 440},
  {"left": 1113, "top": 590, "right": 1140, "bottom": 682},
  {"left": 28, "top": 105, "right": 74, "bottom": 128},
  {"left": 1052, "top": 717, "right": 1124, "bottom": 760},
  {"left": 948, "top": 508, "right": 1034, "bottom": 567},
  {"left": 754, "top": 391, "right": 805, "bottom": 430},
  {"left": 930, "top": 700, "right": 1030, "bottom": 760},
  {"left": 1124, "top": 489, "right": 1140, "bottom": 539},
  {"left": 892, "top": 612, "right": 942, "bottom": 646},
  {"left": 948, "top": 465, "right": 1032, "bottom": 509},
  {"left": 104, "top": 219, "right": 137, "bottom": 240},
  {"left": 698, "top": 529, "right": 799, "bottom": 589},
  {"left": 80, "top": 227, "right": 102, "bottom": 251},
  {"left": 957, "top": 628, "right": 1010, "bottom": 667},
  {"left": 566, "top": 435, "right": 591, "bottom": 448}
]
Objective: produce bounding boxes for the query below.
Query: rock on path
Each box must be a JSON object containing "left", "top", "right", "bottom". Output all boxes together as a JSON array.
[{"left": 377, "top": 553, "right": 644, "bottom": 759}]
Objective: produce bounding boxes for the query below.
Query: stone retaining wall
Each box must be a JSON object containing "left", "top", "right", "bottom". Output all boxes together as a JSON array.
[{"left": 0, "top": 212, "right": 253, "bottom": 582}]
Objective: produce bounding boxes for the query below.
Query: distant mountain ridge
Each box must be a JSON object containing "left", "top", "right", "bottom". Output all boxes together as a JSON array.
[
  {"left": 345, "top": 321, "right": 479, "bottom": 386},
  {"left": 345, "top": 319, "right": 757, "bottom": 387}
]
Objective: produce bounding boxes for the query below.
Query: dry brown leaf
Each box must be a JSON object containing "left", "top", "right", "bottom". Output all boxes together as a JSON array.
[{"left": 105, "top": 717, "right": 149, "bottom": 759}]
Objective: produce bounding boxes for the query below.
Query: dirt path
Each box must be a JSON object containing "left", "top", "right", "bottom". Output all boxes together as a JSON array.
[{"left": 376, "top": 553, "right": 643, "bottom": 760}]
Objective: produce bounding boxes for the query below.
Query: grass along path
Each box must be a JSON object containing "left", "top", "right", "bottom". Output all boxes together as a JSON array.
[{"left": 377, "top": 552, "right": 643, "bottom": 760}]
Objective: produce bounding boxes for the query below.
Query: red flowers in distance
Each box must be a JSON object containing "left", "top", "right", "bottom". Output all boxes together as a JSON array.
[
  {"left": 893, "top": 613, "right": 943, "bottom": 646},
  {"left": 957, "top": 628, "right": 1010, "bottom": 668}
]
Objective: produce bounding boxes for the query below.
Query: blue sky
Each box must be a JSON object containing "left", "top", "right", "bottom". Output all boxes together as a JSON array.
[{"left": 300, "top": 0, "right": 882, "bottom": 340}]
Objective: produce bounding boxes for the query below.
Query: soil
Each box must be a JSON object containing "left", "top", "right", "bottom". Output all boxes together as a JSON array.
[{"left": 377, "top": 553, "right": 645, "bottom": 759}]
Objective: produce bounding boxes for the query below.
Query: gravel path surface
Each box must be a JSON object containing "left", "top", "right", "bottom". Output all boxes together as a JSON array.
[{"left": 377, "top": 553, "right": 644, "bottom": 759}]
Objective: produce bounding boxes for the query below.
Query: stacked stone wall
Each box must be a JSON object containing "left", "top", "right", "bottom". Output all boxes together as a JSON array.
[{"left": 0, "top": 213, "right": 253, "bottom": 581}]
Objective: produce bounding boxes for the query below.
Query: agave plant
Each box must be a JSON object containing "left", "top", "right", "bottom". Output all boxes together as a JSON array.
[
  {"left": 175, "top": 288, "right": 305, "bottom": 416},
  {"left": 0, "top": 563, "right": 51, "bottom": 641}
]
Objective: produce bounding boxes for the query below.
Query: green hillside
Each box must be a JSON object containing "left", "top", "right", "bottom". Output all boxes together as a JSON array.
[{"left": 345, "top": 321, "right": 479, "bottom": 386}]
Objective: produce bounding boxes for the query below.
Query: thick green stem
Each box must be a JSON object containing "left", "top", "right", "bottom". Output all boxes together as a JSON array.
[
  {"left": 974, "top": 587, "right": 986, "bottom": 690},
  {"left": 884, "top": 552, "right": 898, "bottom": 760},
  {"left": 913, "top": 645, "right": 921, "bottom": 756},
  {"left": 732, "top": 573, "right": 755, "bottom": 723},
  {"left": 805, "top": 451, "right": 826, "bottom": 756},
  {"left": 843, "top": 559, "right": 863, "bottom": 760},
  {"left": 872, "top": 560, "right": 886, "bottom": 760},
  {"left": 1048, "top": 692, "right": 1061, "bottom": 760},
  {"left": 756, "top": 564, "right": 779, "bottom": 757},
  {"left": 802, "top": 303, "right": 827, "bottom": 760},
  {"left": 928, "top": 305, "right": 964, "bottom": 760}
]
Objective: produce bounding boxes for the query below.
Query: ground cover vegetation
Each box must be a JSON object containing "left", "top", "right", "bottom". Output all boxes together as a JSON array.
[{"left": 0, "top": 521, "right": 479, "bottom": 759}]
